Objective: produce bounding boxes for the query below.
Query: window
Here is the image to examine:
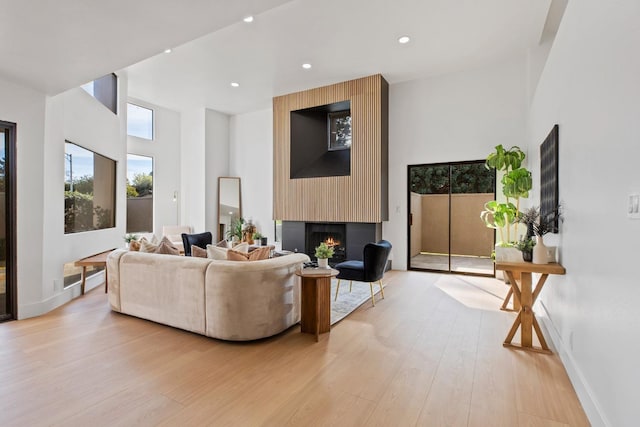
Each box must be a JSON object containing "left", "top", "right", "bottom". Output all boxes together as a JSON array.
[
  {"left": 126, "top": 154, "right": 153, "bottom": 233},
  {"left": 80, "top": 74, "right": 118, "bottom": 114},
  {"left": 64, "top": 142, "right": 116, "bottom": 234},
  {"left": 127, "top": 103, "right": 154, "bottom": 140}
]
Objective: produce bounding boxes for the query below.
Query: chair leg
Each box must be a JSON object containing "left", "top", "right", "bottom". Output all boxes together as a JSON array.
[
  {"left": 349, "top": 281, "right": 353, "bottom": 293},
  {"left": 369, "top": 282, "right": 375, "bottom": 306},
  {"left": 335, "top": 279, "right": 341, "bottom": 301},
  {"left": 378, "top": 280, "right": 385, "bottom": 299}
]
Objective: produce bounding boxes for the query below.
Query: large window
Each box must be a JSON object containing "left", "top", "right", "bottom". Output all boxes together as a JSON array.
[
  {"left": 80, "top": 74, "right": 118, "bottom": 114},
  {"left": 64, "top": 142, "right": 116, "bottom": 234},
  {"left": 126, "top": 154, "right": 153, "bottom": 233},
  {"left": 127, "top": 103, "right": 154, "bottom": 140}
]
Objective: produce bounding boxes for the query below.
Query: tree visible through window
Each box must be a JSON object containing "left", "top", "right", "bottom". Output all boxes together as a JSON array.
[{"left": 126, "top": 154, "right": 153, "bottom": 233}]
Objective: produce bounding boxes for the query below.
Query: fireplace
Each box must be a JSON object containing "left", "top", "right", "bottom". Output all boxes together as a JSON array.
[
  {"left": 282, "top": 221, "right": 382, "bottom": 266},
  {"left": 305, "top": 223, "right": 347, "bottom": 264}
]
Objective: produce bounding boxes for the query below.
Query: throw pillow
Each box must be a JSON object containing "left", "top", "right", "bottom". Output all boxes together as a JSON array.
[
  {"left": 139, "top": 237, "right": 158, "bottom": 253},
  {"left": 129, "top": 240, "right": 140, "bottom": 251},
  {"left": 227, "top": 248, "right": 250, "bottom": 261},
  {"left": 206, "top": 244, "right": 228, "bottom": 260},
  {"left": 231, "top": 242, "right": 249, "bottom": 253},
  {"left": 248, "top": 246, "right": 272, "bottom": 261},
  {"left": 155, "top": 236, "right": 180, "bottom": 256},
  {"left": 216, "top": 239, "right": 229, "bottom": 248},
  {"left": 191, "top": 245, "right": 207, "bottom": 258}
]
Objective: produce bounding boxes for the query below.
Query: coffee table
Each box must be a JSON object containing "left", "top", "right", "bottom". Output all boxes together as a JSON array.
[{"left": 296, "top": 267, "right": 338, "bottom": 342}]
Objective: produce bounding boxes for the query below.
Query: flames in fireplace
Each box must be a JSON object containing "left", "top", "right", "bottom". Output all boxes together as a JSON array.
[{"left": 324, "top": 236, "right": 340, "bottom": 247}]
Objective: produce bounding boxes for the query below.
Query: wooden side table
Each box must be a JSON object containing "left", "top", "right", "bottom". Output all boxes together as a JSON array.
[
  {"left": 495, "top": 261, "right": 566, "bottom": 354},
  {"left": 74, "top": 249, "right": 115, "bottom": 295},
  {"left": 296, "top": 268, "right": 338, "bottom": 342}
]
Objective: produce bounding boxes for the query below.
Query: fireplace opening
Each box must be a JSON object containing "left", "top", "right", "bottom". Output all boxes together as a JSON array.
[{"left": 305, "top": 223, "right": 346, "bottom": 265}]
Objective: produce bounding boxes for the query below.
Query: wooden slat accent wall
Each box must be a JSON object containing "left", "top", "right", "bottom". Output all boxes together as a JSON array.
[{"left": 273, "top": 74, "right": 389, "bottom": 222}]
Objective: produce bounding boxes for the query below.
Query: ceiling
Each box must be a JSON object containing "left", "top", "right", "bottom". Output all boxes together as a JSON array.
[{"left": 1, "top": 0, "right": 552, "bottom": 116}]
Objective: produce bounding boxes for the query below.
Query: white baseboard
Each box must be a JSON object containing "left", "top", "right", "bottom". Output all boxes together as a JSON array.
[
  {"left": 537, "top": 301, "right": 610, "bottom": 427},
  {"left": 18, "top": 271, "right": 105, "bottom": 319}
]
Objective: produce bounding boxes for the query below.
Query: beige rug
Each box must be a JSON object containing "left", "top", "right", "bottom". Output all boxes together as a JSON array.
[{"left": 331, "top": 279, "right": 385, "bottom": 325}]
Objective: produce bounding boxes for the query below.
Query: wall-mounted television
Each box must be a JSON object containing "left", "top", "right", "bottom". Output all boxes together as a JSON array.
[{"left": 64, "top": 141, "right": 116, "bottom": 234}]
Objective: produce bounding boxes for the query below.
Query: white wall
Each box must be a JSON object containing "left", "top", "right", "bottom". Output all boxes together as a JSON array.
[
  {"left": 528, "top": 1, "right": 640, "bottom": 425},
  {"left": 229, "top": 108, "right": 274, "bottom": 243},
  {"left": 385, "top": 55, "right": 528, "bottom": 269},
  {"left": 205, "top": 108, "right": 230, "bottom": 236},
  {"left": 34, "top": 77, "right": 127, "bottom": 318},
  {"left": 0, "top": 77, "right": 46, "bottom": 315},
  {"left": 180, "top": 109, "right": 206, "bottom": 231},
  {"left": 127, "top": 97, "right": 181, "bottom": 238}
]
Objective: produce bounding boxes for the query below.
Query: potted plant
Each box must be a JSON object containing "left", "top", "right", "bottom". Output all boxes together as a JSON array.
[
  {"left": 519, "top": 206, "right": 562, "bottom": 264},
  {"left": 514, "top": 237, "right": 535, "bottom": 262},
  {"left": 314, "top": 242, "right": 334, "bottom": 268},
  {"left": 226, "top": 217, "right": 245, "bottom": 244},
  {"left": 480, "top": 145, "right": 532, "bottom": 263},
  {"left": 123, "top": 233, "right": 138, "bottom": 249},
  {"left": 253, "top": 232, "right": 263, "bottom": 246}
]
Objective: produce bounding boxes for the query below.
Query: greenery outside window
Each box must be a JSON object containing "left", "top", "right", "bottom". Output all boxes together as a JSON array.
[{"left": 126, "top": 154, "right": 153, "bottom": 233}]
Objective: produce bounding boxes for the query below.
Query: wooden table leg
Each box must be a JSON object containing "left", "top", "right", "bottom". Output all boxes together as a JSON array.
[
  {"left": 80, "top": 266, "right": 87, "bottom": 295},
  {"left": 503, "top": 271, "right": 552, "bottom": 354}
]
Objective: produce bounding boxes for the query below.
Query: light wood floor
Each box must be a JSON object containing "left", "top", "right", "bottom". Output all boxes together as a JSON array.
[{"left": 0, "top": 271, "right": 590, "bottom": 426}]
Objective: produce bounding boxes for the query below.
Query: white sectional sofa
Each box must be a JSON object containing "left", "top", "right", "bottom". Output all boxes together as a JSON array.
[{"left": 107, "top": 249, "right": 310, "bottom": 341}]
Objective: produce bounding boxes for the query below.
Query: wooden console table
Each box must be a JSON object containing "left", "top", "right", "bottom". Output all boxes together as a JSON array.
[
  {"left": 74, "top": 249, "right": 115, "bottom": 295},
  {"left": 296, "top": 268, "right": 338, "bottom": 342},
  {"left": 495, "top": 261, "right": 566, "bottom": 354}
]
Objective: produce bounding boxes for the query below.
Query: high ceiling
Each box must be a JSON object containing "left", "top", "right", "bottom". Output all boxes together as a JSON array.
[{"left": 1, "top": 0, "right": 552, "bottom": 115}]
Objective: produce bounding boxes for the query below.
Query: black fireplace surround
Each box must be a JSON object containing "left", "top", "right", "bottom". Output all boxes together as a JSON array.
[{"left": 282, "top": 221, "right": 380, "bottom": 266}]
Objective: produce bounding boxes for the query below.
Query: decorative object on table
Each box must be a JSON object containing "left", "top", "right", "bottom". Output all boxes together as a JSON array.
[
  {"left": 529, "top": 205, "right": 563, "bottom": 264},
  {"left": 314, "top": 242, "right": 334, "bottom": 268},
  {"left": 242, "top": 220, "right": 257, "bottom": 245},
  {"left": 123, "top": 233, "right": 138, "bottom": 249},
  {"left": 261, "top": 236, "right": 268, "bottom": 246},
  {"left": 480, "top": 145, "right": 532, "bottom": 257},
  {"left": 253, "top": 232, "right": 263, "bottom": 246},
  {"left": 514, "top": 237, "right": 535, "bottom": 262},
  {"left": 334, "top": 240, "right": 392, "bottom": 306}
]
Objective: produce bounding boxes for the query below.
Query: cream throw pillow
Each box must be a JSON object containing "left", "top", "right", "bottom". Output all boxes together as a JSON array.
[
  {"left": 139, "top": 237, "right": 158, "bottom": 253},
  {"left": 206, "top": 245, "right": 228, "bottom": 260}
]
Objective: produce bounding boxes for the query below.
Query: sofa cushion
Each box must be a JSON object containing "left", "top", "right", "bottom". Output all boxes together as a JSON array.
[
  {"left": 216, "top": 239, "right": 229, "bottom": 248},
  {"left": 248, "top": 246, "right": 272, "bottom": 260},
  {"left": 227, "top": 248, "right": 250, "bottom": 261},
  {"left": 206, "top": 245, "right": 228, "bottom": 260},
  {"left": 139, "top": 237, "right": 158, "bottom": 253},
  {"left": 155, "top": 236, "right": 180, "bottom": 255},
  {"left": 181, "top": 232, "right": 213, "bottom": 256},
  {"left": 191, "top": 245, "right": 207, "bottom": 258}
]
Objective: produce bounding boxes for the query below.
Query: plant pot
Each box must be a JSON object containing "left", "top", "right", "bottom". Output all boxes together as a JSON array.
[
  {"left": 532, "top": 236, "right": 548, "bottom": 264},
  {"left": 317, "top": 258, "right": 329, "bottom": 268},
  {"left": 522, "top": 250, "right": 533, "bottom": 262}
]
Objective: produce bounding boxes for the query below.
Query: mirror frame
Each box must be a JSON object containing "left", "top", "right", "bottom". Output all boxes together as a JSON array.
[{"left": 217, "top": 177, "right": 242, "bottom": 242}]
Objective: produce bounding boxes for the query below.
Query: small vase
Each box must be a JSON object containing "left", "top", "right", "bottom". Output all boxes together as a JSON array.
[
  {"left": 317, "top": 258, "right": 329, "bottom": 268},
  {"left": 532, "top": 236, "right": 548, "bottom": 264},
  {"left": 522, "top": 250, "right": 533, "bottom": 262}
]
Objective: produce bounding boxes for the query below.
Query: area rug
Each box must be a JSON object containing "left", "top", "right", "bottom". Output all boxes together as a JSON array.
[{"left": 330, "top": 279, "right": 385, "bottom": 325}]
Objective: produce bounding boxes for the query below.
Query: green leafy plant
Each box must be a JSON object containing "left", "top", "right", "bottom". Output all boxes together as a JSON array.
[
  {"left": 514, "top": 237, "right": 536, "bottom": 252},
  {"left": 226, "top": 217, "right": 245, "bottom": 241},
  {"left": 481, "top": 145, "right": 532, "bottom": 243},
  {"left": 518, "top": 205, "right": 563, "bottom": 237},
  {"left": 123, "top": 233, "right": 139, "bottom": 243},
  {"left": 314, "top": 242, "right": 334, "bottom": 259},
  {"left": 253, "top": 232, "right": 263, "bottom": 240}
]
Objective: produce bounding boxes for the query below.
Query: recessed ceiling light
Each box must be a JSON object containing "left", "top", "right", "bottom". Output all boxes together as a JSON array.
[
  {"left": 164, "top": 48, "right": 172, "bottom": 54},
  {"left": 302, "top": 63, "right": 312, "bottom": 69},
  {"left": 230, "top": 82, "right": 240, "bottom": 88},
  {"left": 243, "top": 16, "right": 254, "bottom": 23},
  {"left": 398, "top": 36, "right": 411, "bottom": 44}
]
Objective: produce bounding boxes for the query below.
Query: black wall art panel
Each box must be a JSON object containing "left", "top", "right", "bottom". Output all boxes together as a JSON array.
[{"left": 540, "top": 124, "right": 559, "bottom": 232}]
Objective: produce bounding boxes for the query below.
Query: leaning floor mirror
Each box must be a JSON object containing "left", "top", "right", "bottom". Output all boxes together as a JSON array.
[{"left": 217, "top": 177, "right": 242, "bottom": 242}]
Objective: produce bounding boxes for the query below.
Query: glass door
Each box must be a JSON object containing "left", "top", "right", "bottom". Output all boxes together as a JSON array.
[
  {"left": 0, "top": 121, "right": 16, "bottom": 321},
  {"left": 408, "top": 161, "right": 495, "bottom": 276}
]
